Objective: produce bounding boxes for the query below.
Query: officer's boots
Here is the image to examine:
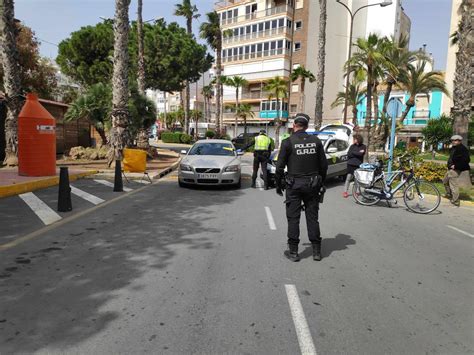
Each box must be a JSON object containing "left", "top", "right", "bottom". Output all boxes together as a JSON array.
[
  {"left": 312, "top": 243, "right": 322, "bottom": 261},
  {"left": 284, "top": 244, "right": 300, "bottom": 262},
  {"left": 251, "top": 179, "right": 256, "bottom": 188}
]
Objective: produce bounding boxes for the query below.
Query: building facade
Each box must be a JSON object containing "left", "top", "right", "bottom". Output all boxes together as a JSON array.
[{"left": 216, "top": 0, "right": 411, "bottom": 139}]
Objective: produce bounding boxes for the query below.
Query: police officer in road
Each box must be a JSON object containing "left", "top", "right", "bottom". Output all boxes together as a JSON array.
[
  {"left": 252, "top": 130, "right": 273, "bottom": 190},
  {"left": 275, "top": 114, "right": 328, "bottom": 262}
]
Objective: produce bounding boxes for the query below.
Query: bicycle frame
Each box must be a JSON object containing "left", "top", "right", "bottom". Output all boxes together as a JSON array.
[{"left": 366, "top": 159, "right": 416, "bottom": 199}]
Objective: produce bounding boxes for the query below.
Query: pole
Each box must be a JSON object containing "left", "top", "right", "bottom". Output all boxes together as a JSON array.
[
  {"left": 387, "top": 98, "right": 400, "bottom": 175},
  {"left": 342, "top": 14, "right": 354, "bottom": 124}
]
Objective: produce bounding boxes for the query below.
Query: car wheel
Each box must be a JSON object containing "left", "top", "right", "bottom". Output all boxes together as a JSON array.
[
  {"left": 178, "top": 180, "right": 188, "bottom": 188},
  {"left": 235, "top": 178, "right": 241, "bottom": 189}
]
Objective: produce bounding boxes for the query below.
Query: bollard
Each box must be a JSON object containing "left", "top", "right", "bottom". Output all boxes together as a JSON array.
[
  {"left": 113, "top": 160, "right": 123, "bottom": 192},
  {"left": 58, "top": 167, "right": 72, "bottom": 212}
]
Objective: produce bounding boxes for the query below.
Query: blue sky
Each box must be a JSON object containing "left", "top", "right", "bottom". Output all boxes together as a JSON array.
[{"left": 15, "top": 0, "right": 452, "bottom": 70}]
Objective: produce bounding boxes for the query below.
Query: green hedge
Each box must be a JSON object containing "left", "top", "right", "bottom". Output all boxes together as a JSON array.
[{"left": 161, "top": 131, "right": 194, "bottom": 144}]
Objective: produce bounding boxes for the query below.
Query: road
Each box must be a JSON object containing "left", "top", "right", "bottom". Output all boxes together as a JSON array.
[{"left": 0, "top": 156, "right": 473, "bottom": 354}]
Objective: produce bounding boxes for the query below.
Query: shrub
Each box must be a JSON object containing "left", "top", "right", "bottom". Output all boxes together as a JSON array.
[
  {"left": 415, "top": 162, "right": 447, "bottom": 182},
  {"left": 161, "top": 131, "right": 175, "bottom": 143},
  {"left": 205, "top": 130, "right": 216, "bottom": 139},
  {"left": 180, "top": 133, "right": 193, "bottom": 144}
]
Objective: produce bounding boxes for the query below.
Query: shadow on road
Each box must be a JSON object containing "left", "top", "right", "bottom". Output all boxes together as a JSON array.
[
  {"left": 0, "top": 180, "right": 244, "bottom": 353},
  {"left": 300, "top": 233, "right": 356, "bottom": 259}
]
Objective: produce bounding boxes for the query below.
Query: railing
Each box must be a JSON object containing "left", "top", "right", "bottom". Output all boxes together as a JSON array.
[
  {"left": 222, "top": 48, "right": 290, "bottom": 63},
  {"left": 223, "top": 91, "right": 271, "bottom": 101},
  {"left": 220, "top": 5, "right": 293, "bottom": 26},
  {"left": 223, "top": 27, "right": 290, "bottom": 45},
  {"left": 412, "top": 110, "right": 430, "bottom": 119}
]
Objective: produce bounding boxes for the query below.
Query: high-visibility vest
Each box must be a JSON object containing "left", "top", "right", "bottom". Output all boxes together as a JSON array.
[{"left": 254, "top": 134, "right": 271, "bottom": 151}]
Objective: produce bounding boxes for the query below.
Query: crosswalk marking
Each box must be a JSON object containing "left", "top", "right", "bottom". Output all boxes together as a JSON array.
[
  {"left": 19, "top": 192, "right": 62, "bottom": 225},
  {"left": 93, "top": 179, "right": 133, "bottom": 192},
  {"left": 70, "top": 186, "right": 105, "bottom": 205},
  {"left": 135, "top": 180, "right": 151, "bottom": 184}
]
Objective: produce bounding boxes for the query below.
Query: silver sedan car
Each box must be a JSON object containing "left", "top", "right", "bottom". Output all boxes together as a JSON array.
[{"left": 178, "top": 139, "right": 243, "bottom": 188}]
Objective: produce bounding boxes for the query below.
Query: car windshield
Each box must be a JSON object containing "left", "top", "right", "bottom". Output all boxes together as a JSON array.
[{"left": 188, "top": 143, "right": 235, "bottom": 156}]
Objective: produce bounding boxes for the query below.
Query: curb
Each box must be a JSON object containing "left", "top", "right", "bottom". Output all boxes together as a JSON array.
[
  {"left": 154, "top": 159, "right": 181, "bottom": 180},
  {"left": 0, "top": 170, "right": 98, "bottom": 199}
]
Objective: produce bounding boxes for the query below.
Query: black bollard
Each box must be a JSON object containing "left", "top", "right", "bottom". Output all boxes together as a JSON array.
[
  {"left": 58, "top": 167, "right": 72, "bottom": 212},
  {"left": 113, "top": 159, "right": 123, "bottom": 192}
]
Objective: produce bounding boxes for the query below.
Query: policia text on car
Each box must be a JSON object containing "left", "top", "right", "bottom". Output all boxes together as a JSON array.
[{"left": 275, "top": 114, "right": 328, "bottom": 262}]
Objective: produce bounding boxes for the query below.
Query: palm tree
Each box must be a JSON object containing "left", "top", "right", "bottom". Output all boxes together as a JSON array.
[
  {"left": 236, "top": 103, "right": 255, "bottom": 146},
  {"left": 191, "top": 109, "right": 203, "bottom": 139},
  {"left": 0, "top": 0, "right": 22, "bottom": 166},
  {"left": 200, "top": 11, "right": 223, "bottom": 134},
  {"left": 398, "top": 61, "right": 449, "bottom": 124},
  {"left": 381, "top": 36, "right": 417, "bottom": 116},
  {"left": 201, "top": 84, "right": 213, "bottom": 122},
  {"left": 226, "top": 76, "right": 248, "bottom": 137},
  {"left": 314, "top": 0, "right": 327, "bottom": 130},
  {"left": 175, "top": 0, "right": 200, "bottom": 135},
  {"left": 290, "top": 65, "right": 315, "bottom": 113},
  {"left": 108, "top": 0, "right": 132, "bottom": 165},
  {"left": 65, "top": 83, "right": 112, "bottom": 146},
  {"left": 264, "top": 76, "right": 288, "bottom": 149},
  {"left": 451, "top": 0, "right": 471, "bottom": 142},
  {"left": 136, "top": 0, "right": 145, "bottom": 95},
  {"left": 331, "top": 80, "right": 365, "bottom": 126}
]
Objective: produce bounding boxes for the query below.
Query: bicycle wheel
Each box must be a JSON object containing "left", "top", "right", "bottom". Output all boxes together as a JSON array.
[
  {"left": 403, "top": 180, "right": 441, "bottom": 214},
  {"left": 352, "top": 180, "right": 383, "bottom": 206}
]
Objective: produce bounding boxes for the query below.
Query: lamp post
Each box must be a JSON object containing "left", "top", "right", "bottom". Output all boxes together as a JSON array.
[{"left": 336, "top": 0, "right": 393, "bottom": 124}]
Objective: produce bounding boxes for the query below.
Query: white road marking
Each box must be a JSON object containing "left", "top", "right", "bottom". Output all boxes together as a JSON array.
[
  {"left": 70, "top": 186, "right": 104, "bottom": 205},
  {"left": 19, "top": 192, "right": 62, "bottom": 225},
  {"left": 94, "top": 179, "right": 132, "bottom": 192},
  {"left": 447, "top": 225, "right": 474, "bottom": 238},
  {"left": 285, "top": 284, "right": 318, "bottom": 355},
  {"left": 264, "top": 206, "right": 277, "bottom": 230},
  {"left": 135, "top": 180, "right": 151, "bottom": 184}
]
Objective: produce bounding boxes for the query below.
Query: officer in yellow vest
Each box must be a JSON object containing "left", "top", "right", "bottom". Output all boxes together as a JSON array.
[{"left": 252, "top": 130, "right": 272, "bottom": 189}]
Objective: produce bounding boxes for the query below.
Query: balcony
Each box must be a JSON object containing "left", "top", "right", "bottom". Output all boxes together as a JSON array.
[
  {"left": 223, "top": 27, "right": 291, "bottom": 45},
  {"left": 223, "top": 91, "right": 271, "bottom": 101},
  {"left": 222, "top": 110, "right": 289, "bottom": 122},
  {"left": 222, "top": 48, "right": 290, "bottom": 63},
  {"left": 220, "top": 5, "right": 293, "bottom": 27}
]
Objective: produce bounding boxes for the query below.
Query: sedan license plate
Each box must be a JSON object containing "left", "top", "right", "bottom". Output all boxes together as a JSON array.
[{"left": 197, "top": 173, "right": 218, "bottom": 179}]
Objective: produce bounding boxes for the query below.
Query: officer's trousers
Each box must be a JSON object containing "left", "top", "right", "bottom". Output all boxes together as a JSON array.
[
  {"left": 252, "top": 151, "right": 269, "bottom": 186},
  {"left": 285, "top": 178, "right": 321, "bottom": 246}
]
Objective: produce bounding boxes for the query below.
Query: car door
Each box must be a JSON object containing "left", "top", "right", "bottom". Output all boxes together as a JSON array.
[
  {"left": 334, "top": 139, "right": 349, "bottom": 175},
  {"left": 325, "top": 139, "right": 339, "bottom": 177}
]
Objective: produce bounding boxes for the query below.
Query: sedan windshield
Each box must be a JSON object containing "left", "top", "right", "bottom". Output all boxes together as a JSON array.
[{"left": 188, "top": 143, "right": 235, "bottom": 156}]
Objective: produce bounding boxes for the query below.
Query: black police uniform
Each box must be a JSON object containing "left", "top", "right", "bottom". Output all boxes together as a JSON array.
[{"left": 275, "top": 129, "right": 328, "bottom": 261}]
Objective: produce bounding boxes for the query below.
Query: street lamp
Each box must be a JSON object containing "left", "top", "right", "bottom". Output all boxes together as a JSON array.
[{"left": 336, "top": 0, "right": 393, "bottom": 124}]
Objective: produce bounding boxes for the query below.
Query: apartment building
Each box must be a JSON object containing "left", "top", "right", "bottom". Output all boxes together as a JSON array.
[{"left": 216, "top": 0, "right": 410, "bottom": 139}]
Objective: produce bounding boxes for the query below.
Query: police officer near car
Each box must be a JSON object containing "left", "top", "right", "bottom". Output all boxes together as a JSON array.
[
  {"left": 252, "top": 130, "right": 273, "bottom": 190},
  {"left": 275, "top": 113, "right": 328, "bottom": 262}
]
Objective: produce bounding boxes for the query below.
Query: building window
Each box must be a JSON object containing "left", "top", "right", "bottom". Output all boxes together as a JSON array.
[
  {"left": 295, "top": 21, "right": 302, "bottom": 30},
  {"left": 259, "top": 22, "right": 264, "bottom": 31},
  {"left": 292, "top": 84, "right": 299, "bottom": 93},
  {"left": 264, "top": 21, "right": 270, "bottom": 30},
  {"left": 294, "top": 42, "right": 301, "bottom": 51},
  {"left": 271, "top": 19, "right": 278, "bottom": 29},
  {"left": 287, "top": 20, "right": 292, "bottom": 28},
  {"left": 278, "top": 18, "right": 284, "bottom": 27},
  {"left": 290, "top": 104, "right": 297, "bottom": 113}
]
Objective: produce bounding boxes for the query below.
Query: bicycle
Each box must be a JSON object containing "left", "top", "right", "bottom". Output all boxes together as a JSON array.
[{"left": 352, "top": 156, "right": 441, "bottom": 214}]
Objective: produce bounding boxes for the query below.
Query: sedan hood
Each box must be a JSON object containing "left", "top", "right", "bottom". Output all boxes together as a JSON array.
[{"left": 182, "top": 155, "right": 240, "bottom": 169}]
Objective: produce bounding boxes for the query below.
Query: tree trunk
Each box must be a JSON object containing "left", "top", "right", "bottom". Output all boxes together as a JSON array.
[
  {"left": 382, "top": 80, "right": 394, "bottom": 116},
  {"left": 0, "top": 0, "right": 22, "bottom": 166},
  {"left": 299, "top": 78, "right": 305, "bottom": 113},
  {"left": 352, "top": 107, "right": 358, "bottom": 126},
  {"left": 108, "top": 0, "right": 131, "bottom": 166},
  {"left": 365, "top": 70, "right": 373, "bottom": 158},
  {"left": 136, "top": 0, "right": 145, "bottom": 95},
  {"left": 275, "top": 97, "right": 281, "bottom": 149},
  {"left": 314, "top": 0, "right": 326, "bottom": 130},
  {"left": 96, "top": 127, "right": 108, "bottom": 146},
  {"left": 163, "top": 92, "right": 167, "bottom": 130},
  {"left": 234, "top": 87, "right": 239, "bottom": 137},
  {"left": 399, "top": 97, "right": 414, "bottom": 124},
  {"left": 183, "top": 17, "right": 193, "bottom": 135},
  {"left": 215, "top": 42, "right": 222, "bottom": 134},
  {"left": 451, "top": 0, "right": 472, "bottom": 144},
  {"left": 195, "top": 110, "right": 199, "bottom": 140}
]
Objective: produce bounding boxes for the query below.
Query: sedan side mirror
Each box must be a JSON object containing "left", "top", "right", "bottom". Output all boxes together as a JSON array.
[{"left": 327, "top": 147, "right": 338, "bottom": 154}]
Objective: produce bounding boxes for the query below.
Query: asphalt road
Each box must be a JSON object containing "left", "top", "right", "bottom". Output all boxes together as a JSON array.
[{"left": 0, "top": 156, "right": 473, "bottom": 354}]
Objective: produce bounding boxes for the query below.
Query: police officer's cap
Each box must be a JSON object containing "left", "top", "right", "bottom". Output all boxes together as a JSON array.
[
  {"left": 259, "top": 129, "right": 267, "bottom": 134},
  {"left": 294, "top": 113, "right": 310, "bottom": 126}
]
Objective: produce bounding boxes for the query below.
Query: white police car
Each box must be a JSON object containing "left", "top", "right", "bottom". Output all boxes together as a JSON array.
[{"left": 264, "top": 129, "right": 351, "bottom": 186}]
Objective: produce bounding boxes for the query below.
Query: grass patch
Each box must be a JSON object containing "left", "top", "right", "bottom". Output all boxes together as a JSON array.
[
  {"left": 420, "top": 150, "right": 474, "bottom": 163},
  {"left": 429, "top": 182, "right": 474, "bottom": 201}
]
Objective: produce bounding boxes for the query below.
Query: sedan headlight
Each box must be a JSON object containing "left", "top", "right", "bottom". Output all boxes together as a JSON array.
[
  {"left": 180, "top": 164, "right": 192, "bottom": 171},
  {"left": 224, "top": 165, "right": 240, "bottom": 172}
]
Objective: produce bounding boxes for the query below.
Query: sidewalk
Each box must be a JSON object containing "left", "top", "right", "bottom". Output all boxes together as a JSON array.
[{"left": 0, "top": 149, "right": 180, "bottom": 199}]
